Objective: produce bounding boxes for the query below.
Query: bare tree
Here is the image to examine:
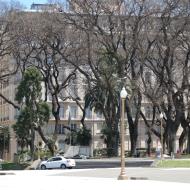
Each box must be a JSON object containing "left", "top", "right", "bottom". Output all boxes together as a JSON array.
[
  {"left": 53, "top": 0, "right": 153, "bottom": 156},
  {"left": 141, "top": 0, "right": 190, "bottom": 154},
  {"left": 9, "top": 11, "right": 79, "bottom": 155}
]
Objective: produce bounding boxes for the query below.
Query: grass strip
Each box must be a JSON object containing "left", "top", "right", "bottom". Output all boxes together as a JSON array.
[{"left": 157, "top": 159, "right": 190, "bottom": 168}]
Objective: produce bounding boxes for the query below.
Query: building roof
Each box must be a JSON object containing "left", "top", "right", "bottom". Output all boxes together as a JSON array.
[{"left": 30, "top": 3, "right": 63, "bottom": 12}]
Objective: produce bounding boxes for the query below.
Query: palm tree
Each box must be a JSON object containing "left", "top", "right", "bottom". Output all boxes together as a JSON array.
[{"left": 84, "top": 54, "right": 121, "bottom": 156}]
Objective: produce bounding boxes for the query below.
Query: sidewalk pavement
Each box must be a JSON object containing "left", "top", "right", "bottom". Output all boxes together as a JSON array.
[
  {"left": 0, "top": 169, "right": 190, "bottom": 190},
  {"left": 1, "top": 176, "right": 190, "bottom": 190}
]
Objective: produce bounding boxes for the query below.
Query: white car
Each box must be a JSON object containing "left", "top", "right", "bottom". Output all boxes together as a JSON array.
[{"left": 40, "top": 156, "right": 76, "bottom": 169}]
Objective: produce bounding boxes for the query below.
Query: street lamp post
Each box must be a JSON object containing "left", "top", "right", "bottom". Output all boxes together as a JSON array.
[
  {"left": 118, "top": 87, "right": 128, "bottom": 180},
  {"left": 160, "top": 112, "right": 164, "bottom": 160}
]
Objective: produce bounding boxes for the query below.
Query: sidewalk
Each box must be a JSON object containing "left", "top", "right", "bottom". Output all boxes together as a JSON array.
[
  {"left": 0, "top": 169, "right": 190, "bottom": 190},
  {"left": 0, "top": 173, "right": 190, "bottom": 190}
]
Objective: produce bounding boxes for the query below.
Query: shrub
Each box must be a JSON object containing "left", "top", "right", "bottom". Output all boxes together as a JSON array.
[{"left": 1, "top": 162, "right": 29, "bottom": 170}]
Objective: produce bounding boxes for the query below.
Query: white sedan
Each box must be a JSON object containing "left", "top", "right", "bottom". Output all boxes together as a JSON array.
[{"left": 40, "top": 156, "right": 76, "bottom": 169}]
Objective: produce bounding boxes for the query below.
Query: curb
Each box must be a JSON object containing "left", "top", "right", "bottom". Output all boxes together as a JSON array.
[
  {"left": 0, "top": 172, "right": 15, "bottom": 175},
  {"left": 130, "top": 177, "right": 148, "bottom": 180}
]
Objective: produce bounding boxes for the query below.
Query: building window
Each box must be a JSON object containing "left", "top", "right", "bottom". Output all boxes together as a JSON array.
[
  {"left": 71, "top": 123, "right": 77, "bottom": 131},
  {"left": 58, "top": 124, "right": 65, "bottom": 134},
  {"left": 70, "top": 105, "right": 77, "bottom": 119},
  {"left": 96, "top": 111, "right": 103, "bottom": 119},
  {"left": 85, "top": 107, "right": 92, "bottom": 119},
  {"left": 59, "top": 107, "right": 64, "bottom": 118},
  {"left": 96, "top": 123, "right": 103, "bottom": 134}
]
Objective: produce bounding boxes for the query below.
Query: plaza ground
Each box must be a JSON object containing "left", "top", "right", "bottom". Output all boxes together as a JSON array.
[{"left": 1, "top": 167, "right": 190, "bottom": 190}]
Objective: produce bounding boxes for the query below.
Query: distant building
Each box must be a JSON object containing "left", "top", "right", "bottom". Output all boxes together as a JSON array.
[
  {"left": 30, "top": 3, "right": 63, "bottom": 12},
  {"left": 69, "top": 0, "right": 124, "bottom": 14}
]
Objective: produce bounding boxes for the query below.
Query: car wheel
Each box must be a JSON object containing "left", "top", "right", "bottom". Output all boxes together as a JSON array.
[
  {"left": 41, "top": 165, "right": 46, "bottom": 170},
  {"left": 60, "top": 164, "right": 66, "bottom": 169}
]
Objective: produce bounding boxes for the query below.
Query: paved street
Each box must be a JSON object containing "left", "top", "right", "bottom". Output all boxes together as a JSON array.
[{"left": 75, "top": 158, "right": 154, "bottom": 169}]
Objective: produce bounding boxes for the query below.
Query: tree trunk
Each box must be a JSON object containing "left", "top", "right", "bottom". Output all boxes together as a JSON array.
[
  {"left": 112, "top": 108, "right": 120, "bottom": 157},
  {"left": 105, "top": 121, "right": 119, "bottom": 157},
  {"left": 147, "top": 131, "right": 152, "bottom": 156},
  {"left": 129, "top": 125, "right": 138, "bottom": 156},
  {"left": 168, "top": 129, "right": 177, "bottom": 155},
  {"left": 126, "top": 98, "right": 139, "bottom": 157},
  {"left": 113, "top": 127, "right": 119, "bottom": 157},
  {"left": 52, "top": 95, "right": 61, "bottom": 155},
  {"left": 179, "top": 129, "right": 187, "bottom": 153},
  {"left": 37, "top": 126, "right": 54, "bottom": 156},
  {"left": 187, "top": 127, "right": 190, "bottom": 154},
  {"left": 29, "top": 127, "right": 35, "bottom": 161}
]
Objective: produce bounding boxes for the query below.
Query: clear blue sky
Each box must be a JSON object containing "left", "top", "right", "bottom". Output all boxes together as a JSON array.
[{"left": 19, "top": 0, "right": 48, "bottom": 9}]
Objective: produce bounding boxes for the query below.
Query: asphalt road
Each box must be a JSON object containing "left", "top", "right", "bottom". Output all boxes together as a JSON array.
[{"left": 75, "top": 159, "right": 153, "bottom": 169}]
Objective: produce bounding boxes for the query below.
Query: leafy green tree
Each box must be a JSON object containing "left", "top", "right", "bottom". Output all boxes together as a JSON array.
[
  {"left": 76, "top": 126, "right": 91, "bottom": 146},
  {"left": 100, "top": 124, "right": 118, "bottom": 157},
  {"left": 13, "top": 67, "right": 51, "bottom": 160},
  {"left": 84, "top": 53, "right": 121, "bottom": 156},
  {"left": 65, "top": 126, "right": 91, "bottom": 146},
  {"left": 65, "top": 131, "right": 78, "bottom": 146},
  {"left": 13, "top": 109, "right": 31, "bottom": 152}
]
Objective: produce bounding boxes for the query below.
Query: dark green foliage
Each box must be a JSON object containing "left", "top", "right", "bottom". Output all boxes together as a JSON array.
[
  {"left": 37, "top": 102, "right": 50, "bottom": 125},
  {"left": 101, "top": 124, "right": 118, "bottom": 157},
  {"left": 12, "top": 108, "right": 30, "bottom": 149},
  {"left": 76, "top": 126, "right": 91, "bottom": 146},
  {"left": 65, "top": 127, "right": 91, "bottom": 146},
  {"left": 15, "top": 67, "right": 42, "bottom": 105},
  {"left": 13, "top": 67, "right": 50, "bottom": 158},
  {"left": 84, "top": 54, "right": 121, "bottom": 156},
  {"left": 84, "top": 53, "right": 120, "bottom": 114}
]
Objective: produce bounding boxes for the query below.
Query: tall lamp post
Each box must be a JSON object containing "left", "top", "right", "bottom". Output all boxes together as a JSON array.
[
  {"left": 118, "top": 87, "right": 128, "bottom": 180},
  {"left": 160, "top": 112, "right": 164, "bottom": 160}
]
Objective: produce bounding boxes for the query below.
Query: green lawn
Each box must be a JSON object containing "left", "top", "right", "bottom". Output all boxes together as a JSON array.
[{"left": 157, "top": 159, "right": 190, "bottom": 168}]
